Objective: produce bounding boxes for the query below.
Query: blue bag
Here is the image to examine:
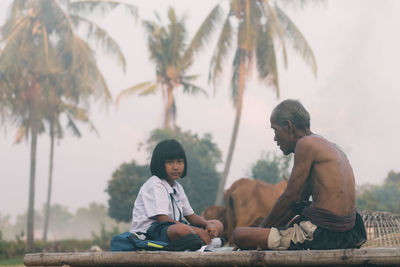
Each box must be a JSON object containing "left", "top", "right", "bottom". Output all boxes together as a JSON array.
[
  {"left": 110, "top": 232, "right": 168, "bottom": 252},
  {"left": 110, "top": 232, "right": 202, "bottom": 252}
]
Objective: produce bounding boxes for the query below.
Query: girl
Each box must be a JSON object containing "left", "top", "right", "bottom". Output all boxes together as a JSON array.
[{"left": 130, "top": 139, "right": 223, "bottom": 246}]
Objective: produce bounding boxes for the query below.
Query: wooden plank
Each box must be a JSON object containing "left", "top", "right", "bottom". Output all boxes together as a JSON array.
[{"left": 24, "top": 247, "right": 400, "bottom": 267}]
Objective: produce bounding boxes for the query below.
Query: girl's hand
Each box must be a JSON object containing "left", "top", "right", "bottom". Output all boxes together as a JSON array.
[
  {"left": 205, "top": 221, "right": 218, "bottom": 239},
  {"left": 192, "top": 227, "right": 211, "bottom": 244}
]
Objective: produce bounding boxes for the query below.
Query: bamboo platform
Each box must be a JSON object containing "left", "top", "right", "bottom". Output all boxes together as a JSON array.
[{"left": 24, "top": 247, "right": 400, "bottom": 267}]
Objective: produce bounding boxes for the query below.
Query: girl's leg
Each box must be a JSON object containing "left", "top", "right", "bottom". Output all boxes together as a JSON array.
[{"left": 166, "top": 223, "right": 196, "bottom": 242}]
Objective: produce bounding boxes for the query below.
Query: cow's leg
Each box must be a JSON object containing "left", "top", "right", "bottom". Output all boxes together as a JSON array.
[{"left": 232, "top": 227, "right": 270, "bottom": 250}]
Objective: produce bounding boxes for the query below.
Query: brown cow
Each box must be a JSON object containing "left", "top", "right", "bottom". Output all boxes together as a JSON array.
[
  {"left": 224, "top": 178, "right": 287, "bottom": 243},
  {"left": 202, "top": 178, "right": 287, "bottom": 243}
]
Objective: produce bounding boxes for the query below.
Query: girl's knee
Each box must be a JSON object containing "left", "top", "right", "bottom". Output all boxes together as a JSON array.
[{"left": 167, "top": 223, "right": 194, "bottom": 240}]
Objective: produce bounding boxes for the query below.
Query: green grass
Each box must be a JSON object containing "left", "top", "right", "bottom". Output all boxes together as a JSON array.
[{"left": 0, "top": 258, "right": 24, "bottom": 266}]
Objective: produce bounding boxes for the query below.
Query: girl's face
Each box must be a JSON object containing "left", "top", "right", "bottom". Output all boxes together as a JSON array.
[{"left": 165, "top": 158, "right": 185, "bottom": 185}]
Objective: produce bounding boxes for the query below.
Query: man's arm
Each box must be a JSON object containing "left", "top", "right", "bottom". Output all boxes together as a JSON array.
[{"left": 260, "top": 137, "right": 315, "bottom": 228}]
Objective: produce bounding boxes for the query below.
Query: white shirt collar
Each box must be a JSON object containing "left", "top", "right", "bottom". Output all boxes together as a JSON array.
[{"left": 155, "top": 176, "right": 178, "bottom": 195}]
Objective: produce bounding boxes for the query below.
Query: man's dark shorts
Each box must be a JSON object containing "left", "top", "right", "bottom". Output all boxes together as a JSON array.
[
  {"left": 268, "top": 213, "right": 367, "bottom": 250},
  {"left": 146, "top": 221, "right": 176, "bottom": 243}
]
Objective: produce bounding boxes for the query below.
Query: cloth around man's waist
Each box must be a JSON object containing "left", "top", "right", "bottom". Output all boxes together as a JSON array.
[{"left": 292, "top": 201, "right": 356, "bottom": 232}]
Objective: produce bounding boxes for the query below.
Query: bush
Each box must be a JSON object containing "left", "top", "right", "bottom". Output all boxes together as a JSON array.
[{"left": 91, "top": 224, "right": 120, "bottom": 251}]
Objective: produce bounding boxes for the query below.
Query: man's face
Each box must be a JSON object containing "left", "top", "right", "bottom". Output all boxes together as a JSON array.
[{"left": 270, "top": 119, "right": 294, "bottom": 155}]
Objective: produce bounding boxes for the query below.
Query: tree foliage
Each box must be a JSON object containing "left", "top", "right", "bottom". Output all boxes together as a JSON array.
[
  {"left": 250, "top": 152, "right": 292, "bottom": 184},
  {"left": 107, "top": 162, "right": 150, "bottom": 223},
  {"left": 356, "top": 170, "right": 400, "bottom": 213},
  {"left": 116, "top": 7, "right": 206, "bottom": 129},
  {"left": 107, "top": 128, "right": 222, "bottom": 222},
  {"left": 0, "top": 0, "right": 136, "bottom": 249}
]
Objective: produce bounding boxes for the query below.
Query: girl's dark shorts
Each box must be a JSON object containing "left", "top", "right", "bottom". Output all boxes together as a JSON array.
[{"left": 146, "top": 221, "right": 176, "bottom": 243}]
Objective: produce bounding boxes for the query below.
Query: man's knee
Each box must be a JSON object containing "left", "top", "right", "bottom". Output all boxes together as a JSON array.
[{"left": 232, "top": 227, "right": 246, "bottom": 246}]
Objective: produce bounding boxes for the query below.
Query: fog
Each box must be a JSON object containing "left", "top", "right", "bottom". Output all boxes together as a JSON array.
[{"left": 1, "top": 0, "right": 399, "bottom": 223}]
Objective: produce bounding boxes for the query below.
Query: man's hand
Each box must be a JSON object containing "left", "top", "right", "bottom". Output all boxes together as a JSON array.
[{"left": 286, "top": 215, "right": 301, "bottom": 227}]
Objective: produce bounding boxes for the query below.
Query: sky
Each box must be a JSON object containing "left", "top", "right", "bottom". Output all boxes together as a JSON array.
[{"left": 1, "top": 0, "right": 400, "bottom": 222}]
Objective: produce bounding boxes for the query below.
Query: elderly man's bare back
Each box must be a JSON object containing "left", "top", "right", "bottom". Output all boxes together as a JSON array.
[{"left": 303, "top": 134, "right": 356, "bottom": 217}]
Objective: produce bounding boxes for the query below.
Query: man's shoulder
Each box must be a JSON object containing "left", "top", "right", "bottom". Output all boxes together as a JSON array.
[
  {"left": 295, "top": 135, "right": 334, "bottom": 158},
  {"left": 298, "top": 134, "right": 330, "bottom": 148}
]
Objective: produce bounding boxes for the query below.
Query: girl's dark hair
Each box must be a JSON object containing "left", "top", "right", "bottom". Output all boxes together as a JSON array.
[{"left": 150, "top": 139, "right": 187, "bottom": 179}]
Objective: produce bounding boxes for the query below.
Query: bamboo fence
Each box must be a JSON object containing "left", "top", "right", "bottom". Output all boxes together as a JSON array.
[{"left": 361, "top": 210, "right": 400, "bottom": 247}]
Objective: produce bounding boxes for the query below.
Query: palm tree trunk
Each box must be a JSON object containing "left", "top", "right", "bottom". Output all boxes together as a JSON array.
[
  {"left": 164, "top": 84, "right": 174, "bottom": 129},
  {"left": 215, "top": 55, "right": 246, "bottom": 205},
  {"left": 43, "top": 121, "right": 54, "bottom": 242},
  {"left": 27, "top": 126, "right": 38, "bottom": 252}
]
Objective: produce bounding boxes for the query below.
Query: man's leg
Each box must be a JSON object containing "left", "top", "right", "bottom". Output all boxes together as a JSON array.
[{"left": 233, "top": 227, "right": 271, "bottom": 250}]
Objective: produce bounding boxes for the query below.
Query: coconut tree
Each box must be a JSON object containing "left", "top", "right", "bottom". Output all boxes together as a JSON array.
[
  {"left": 185, "top": 0, "right": 317, "bottom": 205},
  {"left": 0, "top": 0, "right": 136, "bottom": 251},
  {"left": 116, "top": 7, "right": 206, "bottom": 129},
  {"left": 42, "top": 98, "right": 98, "bottom": 242}
]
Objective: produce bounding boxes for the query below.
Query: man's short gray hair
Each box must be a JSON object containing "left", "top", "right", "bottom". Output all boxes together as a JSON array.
[{"left": 271, "top": 99, "right": 310, "bottom": 130}]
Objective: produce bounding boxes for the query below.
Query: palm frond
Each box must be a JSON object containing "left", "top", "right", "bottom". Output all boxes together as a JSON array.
[
  {"left": 183, "top": 4, "right": 224, "bottom": 69},
  {"left": 14, "top": 124, "right": 28, "bottom": 143},
  {"left": 69, "top": 14, "right": 126, "bottom": 72},
  {"left": 42, "top": 25, "right": 50, "bottom": 68},
  {"left": 66, "top": 114, "right": 82, "bottom": 138},
  {"left": 0, "top": 16, "right": 30, "bottom": 57},
  {"left": 209, "top": 13, "right": 233, "bottom": 85},
  {"left": 182, "top": 74, "right": 200, "bottom": 81},
  {"left": 1, "top": 0, "right": 28, "bottom": 36},
  {"left": 116, "top": 81, "right": 157, "bottom": 106},
  {"left": 275, "top": 5, "right": 317, "bottom": 76},
  {"left": 92, "top": 63, "right": 112, "bottom": 102},
  {"left": 68, "top": 0, "right": 138, "bottom": 20},
  {"left": 263, "top": 1, "right": 288, "bottom": 68},
  {"left": 256, "top": 22, "right": 280, "bottom": 97},
  {"left": 277, "top": 0, "right": 326, "bottom": 10},
  {"left": 167, "top": 7, "right": 186, "bottom": 74},
  {"left": 54, "top": 118, "right": 64, "bottom": 139},
  {"left": 180, "top": 80, "right": 208, "bottom": 97},
  {"left": 139, "top": 83, "right": 159, "bottom": 96}
]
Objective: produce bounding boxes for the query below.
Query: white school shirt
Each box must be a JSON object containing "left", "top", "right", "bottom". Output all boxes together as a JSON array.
[{"left": 130, "top": 175, "right": 194, "bottom": 233}]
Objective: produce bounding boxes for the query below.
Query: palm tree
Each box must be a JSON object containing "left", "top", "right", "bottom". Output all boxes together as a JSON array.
[
  {"left": 185, "top": 0, "right": 317, "bottom": 205},
  {"left": 42, "top": 99, "right": 98, "bottom": 242},
  {"left": 116, "top": 7, "right": 206, "bottom": 129},
  {"left": 0, "top": 0, "right": 136, "bottom": 251}
]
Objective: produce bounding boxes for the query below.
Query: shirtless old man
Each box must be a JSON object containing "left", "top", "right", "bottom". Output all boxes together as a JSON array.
[{"left": 233, "top": 99, "right": 366, "bottom": 250}]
